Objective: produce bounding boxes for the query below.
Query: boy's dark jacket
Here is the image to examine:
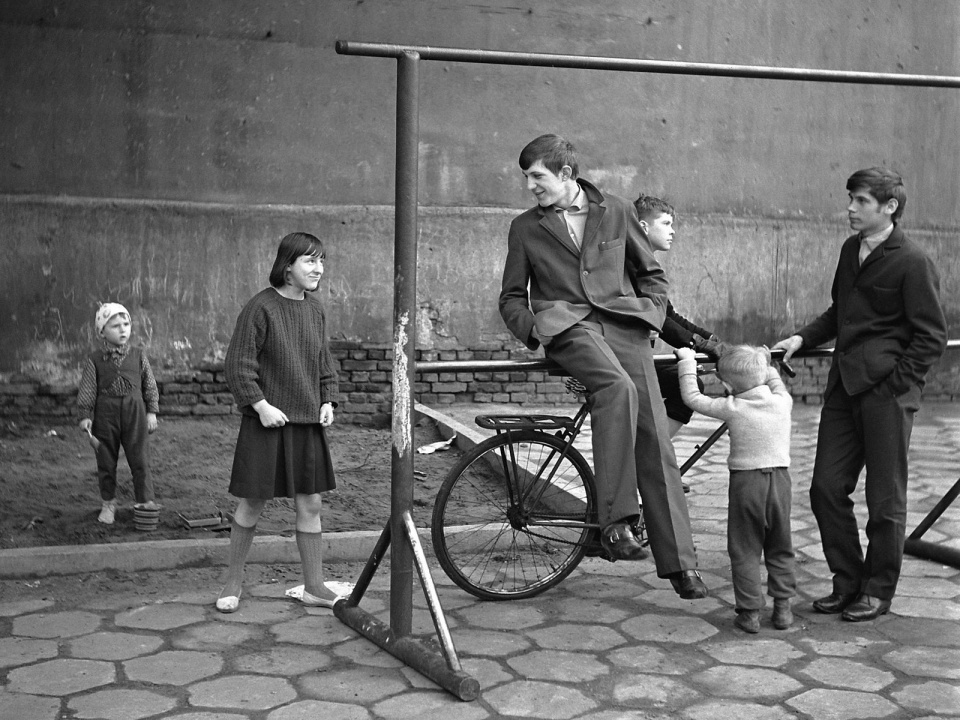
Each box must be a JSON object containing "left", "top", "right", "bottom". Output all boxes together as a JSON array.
[{"left": 797, "top": 225, "right": 946, "bottom": 398}]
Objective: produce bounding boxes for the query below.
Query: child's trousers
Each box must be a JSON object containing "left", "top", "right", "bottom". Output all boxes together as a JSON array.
[
  {"left": 728, "top": 467, "right": 796, "bottom": 611},
  {"left": 92, "top": 394, "right": 155, "bottom": 504}
]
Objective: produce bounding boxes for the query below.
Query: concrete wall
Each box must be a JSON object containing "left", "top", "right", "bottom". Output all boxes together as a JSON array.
[{"left": 1, "top": 0, "right": 959, "bottom": 386}]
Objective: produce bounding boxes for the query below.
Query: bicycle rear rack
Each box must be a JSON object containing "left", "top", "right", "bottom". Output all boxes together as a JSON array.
[{"left": 475, "top": 414, "right": 577, "bottom": 431}]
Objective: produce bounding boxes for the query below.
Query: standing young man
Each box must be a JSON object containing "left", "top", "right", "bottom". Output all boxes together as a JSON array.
[
  {"left": 499, "top": 134, "right": 706, "bottom": 599},
  {"left": 773, "top": 167, "right": 946, "bottom": 621}
]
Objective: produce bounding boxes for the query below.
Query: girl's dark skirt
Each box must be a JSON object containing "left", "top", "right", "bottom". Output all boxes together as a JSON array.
[{"left": 229, "top": 415, "right": 336, "bottom": 499}]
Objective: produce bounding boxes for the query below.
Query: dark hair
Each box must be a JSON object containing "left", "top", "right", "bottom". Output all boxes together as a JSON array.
[
  {"left": 846, "top": 167, "right": 906, "bottom": 224},
  {"left": 269, "top": 232, "right": 325, "bottom": 289},
  {"left": 518, "top": 134, "right": 579, "bottom": 178},
  {"left": 634, "top": 194, "right": 676, "bottom": 222}
]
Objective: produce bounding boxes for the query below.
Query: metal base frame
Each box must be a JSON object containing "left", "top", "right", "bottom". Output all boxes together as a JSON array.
[
  {"left": 904, "top": 477, "right": 960, "bottom": 569},
  {"left": 333, "top": 511, "right": 480, "bottom": 701}
]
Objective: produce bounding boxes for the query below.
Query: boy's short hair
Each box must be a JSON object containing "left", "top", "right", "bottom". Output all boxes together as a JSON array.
[
  {"left": 716, "top": 344, "right": 771, "bottom": 394},
  {"left": 634, "top": 194, "right": 675, "bottom": 222},
  {"left": 519, "top": 134, "right": 579, "bottom": 178},
  {"left": 95, "top": 302, "right": 130, "bottom": 336},
  {"left": 846, "top": 167, "right": 906, "bottom": 224},
  {"left": 269, "top": 232, "right": 325, "bottom": 289}
]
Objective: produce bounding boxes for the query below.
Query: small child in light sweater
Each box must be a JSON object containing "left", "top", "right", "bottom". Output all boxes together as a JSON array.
[{"left": 675, "top": 344, "right": 796, "bottom": 633}]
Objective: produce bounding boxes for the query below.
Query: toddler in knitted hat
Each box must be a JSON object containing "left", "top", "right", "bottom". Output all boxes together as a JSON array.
[
  {"left": 78, "top": 302, "right": 160, "bottom": 525},
  {"left": 95, "top": 303, "right": 130, "bottom": 337}
]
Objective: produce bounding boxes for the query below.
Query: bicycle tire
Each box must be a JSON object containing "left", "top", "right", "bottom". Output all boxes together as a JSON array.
[{"left": 431, "top": 429, "right": 596, "bottom": 600}]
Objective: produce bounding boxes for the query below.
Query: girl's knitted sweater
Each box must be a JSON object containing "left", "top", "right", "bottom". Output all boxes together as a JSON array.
[{"left": 225, "top": 288, "right": 339, "bottom": 424}]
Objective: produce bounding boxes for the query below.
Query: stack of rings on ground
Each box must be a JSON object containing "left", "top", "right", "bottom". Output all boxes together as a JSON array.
[{"left": 133, "top": 506, "right": 160, "bottom": 531}]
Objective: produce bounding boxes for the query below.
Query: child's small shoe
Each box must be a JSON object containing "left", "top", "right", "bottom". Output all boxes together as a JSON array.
[
  {"left": 135, "top": 500, "right": 161, "bottom": 511},
  {"left": 216, "top": 591, "right": 241, "bottom": 614},
  {"left": 734, "top": 609, "right": 760, "bottom": 634},
  {"left": 772, "top": 599, "right": 794, "bottom": 629},
  {"left": 98, "top": 501, "right": 117, "bottom": 525}
]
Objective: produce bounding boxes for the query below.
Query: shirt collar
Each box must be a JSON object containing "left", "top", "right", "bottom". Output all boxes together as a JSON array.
[
  {"left": 104, "top": 343, "right": 129, "bottom": 359},
  {"left": 555, "top": 184, "right": 586, "bottom": 213},
  {"left": 861, "top": 223, "right": 895, "bottom": 248}
]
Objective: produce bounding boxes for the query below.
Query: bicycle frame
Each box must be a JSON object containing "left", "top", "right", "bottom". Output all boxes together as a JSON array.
[
  {"left": 485, "top": 395, "right": 728, "bottom": 541},
  {"left": 491, "top": 402, "right": 597, "bottom": 532}
]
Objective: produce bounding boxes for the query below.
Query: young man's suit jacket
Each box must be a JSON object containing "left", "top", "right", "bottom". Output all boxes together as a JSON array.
[
  {"left": 797, "top": 225, "right": 946, "bottom": 399},
  {"left": 499, "top": 178, "right": 669, "bottom": 348}
]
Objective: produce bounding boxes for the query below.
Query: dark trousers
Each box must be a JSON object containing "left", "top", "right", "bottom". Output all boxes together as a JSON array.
[
  {"left": 92, "top": 394, "right": 154, "bottom": 504},
  {"left": 728, "top": 467, "right": 796, "bottom": 610},
  {"left": 810, "top": 382, "right": 920, "bottom": 600},
  {"left": 546, "top": 316, "right": 698, "bottom": 576}
]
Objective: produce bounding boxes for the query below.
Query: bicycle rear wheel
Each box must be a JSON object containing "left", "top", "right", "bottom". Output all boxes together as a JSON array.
[{"left": 431, "top": 429, "right": 596, "bottom": 600}]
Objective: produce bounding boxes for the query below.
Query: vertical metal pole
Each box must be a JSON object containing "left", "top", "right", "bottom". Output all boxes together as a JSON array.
[{"left": 390, "top": 50, "right": 419, "bottom": 636}]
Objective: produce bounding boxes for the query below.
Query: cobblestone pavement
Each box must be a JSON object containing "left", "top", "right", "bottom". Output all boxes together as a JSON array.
[{"left": 2, "top": 403, "right": 960, "bottom": 719}]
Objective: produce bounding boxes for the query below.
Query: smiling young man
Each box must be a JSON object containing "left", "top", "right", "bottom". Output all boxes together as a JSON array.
[
  {"left": 773, "top": 167, "right": 946, "bottom": 621},
  {"left": 499, "top": 134, "right": 707, "bottom": 599}
]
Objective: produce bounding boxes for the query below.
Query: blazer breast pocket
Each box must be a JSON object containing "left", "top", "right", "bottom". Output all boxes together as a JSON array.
[
  {"left": 597, "top": 238, "right": 624, "bottom": 251},
  {"left": 868, "top": 285, "right": 901, "bottom": 315}
]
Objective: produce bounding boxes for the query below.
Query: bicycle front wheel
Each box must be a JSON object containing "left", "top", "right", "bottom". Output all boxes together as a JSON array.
[{"left": 431, "top": 429, "right": 596, "bottom": 600}]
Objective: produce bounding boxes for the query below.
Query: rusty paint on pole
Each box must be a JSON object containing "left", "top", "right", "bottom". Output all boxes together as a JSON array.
[{"left": 391, "top": 309, "right": 411, "bottom": 456}]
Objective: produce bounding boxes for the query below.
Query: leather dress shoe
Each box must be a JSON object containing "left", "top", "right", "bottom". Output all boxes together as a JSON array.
[
  {"left": 669, "top": 570, "right": 708, "bottom": 599},
  {"left": 841, "top": 594, "right": 891, "bottom": 622},
  {"left": 812, "top": 591, "right": 858, "bottom": 614},
  {"left": 600, "top": 521, "right": 649, "bottom": 561}
]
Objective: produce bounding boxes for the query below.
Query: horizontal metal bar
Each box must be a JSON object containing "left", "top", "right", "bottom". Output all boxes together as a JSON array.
[
  {"left": 417, "top": 339, "right": 960, "bottom": 375},
  {"left": 336, "top": 41, "right": 960, "bottom": 88},
  {"left": 416, "top": 348, "right": 828, "bottom": 375}
]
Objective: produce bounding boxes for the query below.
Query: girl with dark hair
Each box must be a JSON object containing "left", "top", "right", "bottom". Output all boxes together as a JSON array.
[{"left": 217, "top": 232, "right": 345, "bottom": 612}]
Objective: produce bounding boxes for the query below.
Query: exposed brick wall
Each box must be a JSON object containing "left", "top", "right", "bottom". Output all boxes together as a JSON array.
[{"left": 2, "top": 342, "right": 954, "bottom": 426}]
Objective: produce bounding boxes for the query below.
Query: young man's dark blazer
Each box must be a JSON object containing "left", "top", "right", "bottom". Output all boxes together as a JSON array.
[{"left": 798, "top": 224, "right": 946, "bottom": 399}]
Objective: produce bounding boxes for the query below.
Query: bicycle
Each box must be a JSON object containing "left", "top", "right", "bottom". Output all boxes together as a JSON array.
[{"left": 430, "top": 371, "right": 730, "bottom": 601}]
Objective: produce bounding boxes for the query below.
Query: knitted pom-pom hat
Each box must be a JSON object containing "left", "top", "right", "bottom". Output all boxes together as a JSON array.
[{"left": 95, "top": 302, "right": 130, "bottom": 336}]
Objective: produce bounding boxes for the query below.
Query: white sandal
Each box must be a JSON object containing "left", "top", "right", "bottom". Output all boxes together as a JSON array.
[
  {"left": 285, "top": 582, "right": 354, "bottom": 608},
  {"left": 216, "top": 591, "right": 241, "bottom": 613}
]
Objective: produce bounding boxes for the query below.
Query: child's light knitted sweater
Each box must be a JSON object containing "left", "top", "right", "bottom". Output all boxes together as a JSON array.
[
  {"left": 225, "top": 288, "right": 339, "bottom": 424},
  {"left": 677, "top": 357, "right": 792, "bottom": 470}
]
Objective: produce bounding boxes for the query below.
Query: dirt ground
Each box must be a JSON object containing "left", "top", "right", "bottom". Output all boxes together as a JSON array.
[{"left": 0, "top": 415, "right": 464, "bottom": 550}]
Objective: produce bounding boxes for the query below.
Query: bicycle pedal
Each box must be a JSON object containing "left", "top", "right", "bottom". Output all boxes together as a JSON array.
[{"left": 631, "top": 515, "right": 649, "bottom": 547}]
